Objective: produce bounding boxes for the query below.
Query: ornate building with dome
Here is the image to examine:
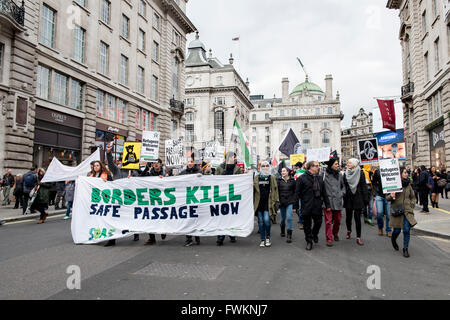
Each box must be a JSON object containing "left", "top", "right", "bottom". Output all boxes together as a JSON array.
[
  {"left": 249, "top": 73, "right": 344, "bottom": 161},
  {"left": 182, "top": 33, "right": 253, "bottom": 153}
]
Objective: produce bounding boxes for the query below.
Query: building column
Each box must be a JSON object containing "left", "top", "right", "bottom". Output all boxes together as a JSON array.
[{"left": 82, "top": 83, "right": 97, "bottom": 160}]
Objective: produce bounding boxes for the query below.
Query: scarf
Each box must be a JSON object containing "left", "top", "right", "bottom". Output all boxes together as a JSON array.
[
  {"left": 326, "top": 167, "right": 339, "bottom": 179},
  {"left": 402, "top": 178, "right": 410, "bottom": 188},
  {"left": 346, "top": 166, "right": 361, "bottom": 195},
  {"left": 225, "top": 164, "right": 235, "bottom": 175}
]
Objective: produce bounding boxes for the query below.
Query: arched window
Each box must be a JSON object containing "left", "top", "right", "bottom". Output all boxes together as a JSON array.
[
  {"left": 322, "top": 131, "right": 330, "bottom": 148},
  {"left": 302, "top": 132, "right": 310, "bottom": 152},
  {"left": 214, "top": 111, "right": 224, "bottom": 144}
]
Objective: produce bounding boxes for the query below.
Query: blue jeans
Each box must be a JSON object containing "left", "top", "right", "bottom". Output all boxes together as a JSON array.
[
  {"left": 257, "top": 211, "right": 271, "bottom": 241},
  {"left": 280, "top": 204, "right": 293, "bottom": 230},
  {"left": 65, "top": 201, "right": 73, "bottom": 217},
  {"left": 375, "top": 196, "right": 391, "bottom": 233},
  {"left": 393, "top": 218, "right": 411, "bottom": 249}
]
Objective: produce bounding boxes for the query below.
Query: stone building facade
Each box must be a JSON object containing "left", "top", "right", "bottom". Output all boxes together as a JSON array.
[
  {"left": 183, "top": 33, "right": 253, "bottom": 154},
  {"left": 0, "top": 0, "right": 196, "bottom": 174},
  {"left": 250, "top": 74, "right": 344, "bottom": 161},
  {"left": 387, "top": 0, "right": 450, "bottom": 169},
  {"left": 341, "top": 108, "right": 373, "bottom": 164}
]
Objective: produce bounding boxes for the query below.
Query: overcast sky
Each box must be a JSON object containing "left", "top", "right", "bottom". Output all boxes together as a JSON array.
[{"left": 185, "top": 0, "right": 403, "bottom": 128}]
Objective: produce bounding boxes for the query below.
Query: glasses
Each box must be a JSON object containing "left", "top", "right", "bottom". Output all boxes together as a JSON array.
[
  {"left": 261, "top": 165, "right": 269, "bottom": 167},
  {"left": 311, "top": 164, "right": 319, "bottom": 167}
]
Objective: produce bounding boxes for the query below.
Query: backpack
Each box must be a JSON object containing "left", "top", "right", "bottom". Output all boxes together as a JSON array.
[{"left": 24, "top": 172, "right": 36, "bottom": 188}]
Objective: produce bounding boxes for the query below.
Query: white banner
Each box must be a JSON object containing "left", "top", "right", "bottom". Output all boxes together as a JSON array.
[
  {"left": 71, "top": 174, "right": 255, "bottom": 244},
  {"left": 379, "top": 158, "right": 403, "bottom": 194},
  {"left": 306, "top": 147, "right": 330, "bottom": 162},
  {"left": 41, "top": 149, "right": 100, "bottom": 183},
  {"left": 165, "top": 140, "right": 186, "bottom": 167},
  {"left": 140, "top": 131, "right": 160, "bottom": 163}
]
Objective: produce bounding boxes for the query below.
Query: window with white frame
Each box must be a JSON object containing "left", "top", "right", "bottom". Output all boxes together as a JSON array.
[
  {"left": 97, "top": 89, "right": 127, "bottom": 124},
  {"left": 52, "top": 71, "right": 68, "bottom": 105},
  {"left": 153, "top": 12, "right": 160, "bottom": 31},
  {"left": 322, "top": 131, "right": 330, "bottom": 148},
  {"left": 75, "top": 0, "right": 86, "bottom": 7},
  {"left": 185, "top": 98, "right": 195, "bottom": 105},
  {"left": 171, "top": 120, "right": 178, "bottom": 139},
  {"left": 0, "top": 43, "right": 4, "bottom": 81},
  {"left": 70, "top": 79, "right": 83, "bottom": 110},
  {"left": 37, "top": 65, "right": 51, "bottom": 100},
  {"left": 185, "top": 112, "right": 194, "bottom": 123},
  {"left": 265, "top": 113, "right": 269, "bottom": 120},
  {"left": 101, "top": 0, "right": 111, "bottom": 25},
  {"left": 139, "top": 0, "right": 146, "bottom": 17},
  {"left": 292, "top": 109, "right": 296, "bottom": 116},
  {"left": 138, "top": 29, "right": 145, "bottom": 51},
  {"left": 214, "top": 111, "right": 224, "bottom": 144},
  {"left": 152, "top": 75, "right": 158, "bottom": 101},
  {"left": 172, "top": 57, "right": 179, "bottom": 100},
  {"left": 41, "top": 4, "right": 56, "bottom": 48},
  {"left": 302, "top": 132, "right": 310, "bottom": 151},
  {"left": 280, "top": 109, "right": 284, "bottom": 116},
  {"left": 252, "top": 114, "right": 256, "bottom": 121},
  {"left": 122, "top": 14, "right": 130, "bottom": 39},
  {"left": 434, "top": 37, "right": 440, "bottom": 72},
  {"left": 153, "top": 41, "right": 159, "bottom": 61},
  {"left": 315, "top": 107, "right": 320, "bottom": 115},
  {"left": 215, "top": 97, "right": 225, "bottom": 105},
  {"left": 424, "top": 52, "right": 429, "bottom": 82},
  {"left": 120, "top": 55, "right": 128, "bottom": 85},
  {"left": 173, "top": 29, "right": 181, "bottom": 46},
  {"left": 73, "top": 25, "right": 85, "bottom": 63},
  {"left": 328, "top": 107, "right": 333, "bottom": 114},
  {"left": 137, "top": 66, "right": 145, "bottom": 94}
]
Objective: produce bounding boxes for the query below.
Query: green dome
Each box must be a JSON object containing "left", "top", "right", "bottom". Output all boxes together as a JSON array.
[{"left": 290, "top": 78, "right": 323, "bottom": 95}]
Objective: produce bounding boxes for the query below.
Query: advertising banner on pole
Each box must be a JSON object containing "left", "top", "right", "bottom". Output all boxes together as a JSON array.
[{"left": 71, "top": 174, "right": 255, "bottom": 244}]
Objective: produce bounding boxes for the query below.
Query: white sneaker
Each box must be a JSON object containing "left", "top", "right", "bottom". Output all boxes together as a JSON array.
[
  {"left": 260, "top": 240, "right": 265, "bottom": 247},
  {"left": 63, "top": 216, "right": 70, "bottom": 220},
  {"left": 265, "top": 238, "right": 271, "bottom": 247}
]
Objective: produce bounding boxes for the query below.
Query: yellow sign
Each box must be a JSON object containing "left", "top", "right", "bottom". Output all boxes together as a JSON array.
[
  {"left": 121, "top": 142, "right": 141, "bottom": 170},
  {"left": 290, "top": 154, "right": 305, "bottom": 165}
]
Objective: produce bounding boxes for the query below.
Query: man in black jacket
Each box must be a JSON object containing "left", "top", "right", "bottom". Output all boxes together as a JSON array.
[
  {"left": 2, "top": 169, "right": 15, "bottom": 206},
  {"left": 418, "top": 165, "right": 430, "bottom": 213},
  {"left": 295, "top": 160, "right": 330, "bottom": 250}
]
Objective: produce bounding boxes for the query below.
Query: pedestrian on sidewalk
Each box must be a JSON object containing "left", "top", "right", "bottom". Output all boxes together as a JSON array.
[
  {"left": 35, "top": 169, "right": 52, "bottom": 224},
  {"left": 2, "top": 169, "right": 15, "bottom": 206},
  {"left": 343, "top": 159, "right": 368, "bottom": 246},
  {"left": 254, "top": 161, "right": 279, "bottom": 247},
  {"left": 62, "top": 180, "right": 75, "bottom": 220},
  {"left": 322, "top": 155, "right": 345, "bottom": 247},
  {"left": 444, "top": 169, "right": 450, "bottom": 199},
  {"left": 386, "top": 167, "right": 417, "bottom": 258},
  {"left": 430, "top": 166, "right": 444, "bottom": 208},
  {"left": 295, "top": 160, "right": 330, "bottom": 251},
  {"left": 418, "top": 165, "right": 431, "bottom": 213},
  {"left": 372, "top": 166, "right": 393, "bottom": 236},
  {"left": 412, "top": 167, "right": 420, "bottom": 204},
  {"left": 13, "top": 174, "right": 23, "bottom": 209},
  {"left": 277, "top": 167, "right": 297, "bottom": 243},
  {"left": 22, "top": 167, "right": 38, "bottom": 215},
  {"left": 180, "top": 157, "right": 203, "bottom": 247},
  {"left": 215, "top": 152, "right": 242, "bottom": 246}
]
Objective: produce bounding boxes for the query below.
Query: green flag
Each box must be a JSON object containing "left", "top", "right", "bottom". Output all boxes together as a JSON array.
[{"left": 231, "top": 119, "right": 253, "bottom": 168}]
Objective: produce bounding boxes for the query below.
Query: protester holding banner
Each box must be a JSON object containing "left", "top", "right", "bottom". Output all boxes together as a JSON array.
[
  {"left": 90, "top": 161, "right": 113, "bottom": 182},
  {"left": 62, "top": 180, "right": 75, "bottom": 220},
  {"left": 216, "top": 152, "right": 242, "bottom": 246},
  {"left": 277, "top": 167, "right": 297, "bottom": 243},
  {"left": 372, "top": 167, "right": 392, "bottom": 236},
  {"left": 386, "top": 167, "right": 417, "bottom": 258},
  {"left": 343, "top": 159, "right": 368, "bottom": 246},
  {"left": 106, "top": 144, "right": 138, "bottom": 179},
  {"left": 254, "top": 161, "right": 279, "bottom": 247},
  {"left": 295, "top": 160, "right": 330, "bottom": 251},
  {"left": 322, "top": 155, "right": 345, "bottom": 247},
  {"left": 35, "top": 169, "right": 53, "bottom": 225},
  {"left": 180, "top": 156, "right": 202, "bottom": 247}
]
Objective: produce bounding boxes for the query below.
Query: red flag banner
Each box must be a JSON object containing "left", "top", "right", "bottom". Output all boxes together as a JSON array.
[
  {"left": 376, "top": 99, "right": 396, "bottom": 132},
  {"left": 232, "top": 37, "right": 240, "bottom": 41}
]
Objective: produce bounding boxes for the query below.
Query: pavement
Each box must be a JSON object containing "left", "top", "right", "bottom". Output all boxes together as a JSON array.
[{"left": 2, "top": 196, "right": 450, "bottom": 239}]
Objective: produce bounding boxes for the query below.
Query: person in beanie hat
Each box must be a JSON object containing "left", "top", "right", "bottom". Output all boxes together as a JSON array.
[
  {"left": 343, "top": 158, "right": 369, "bottom": 246},
  {"left": 321, "top": 154, "right": 345, "bottom": 247}
]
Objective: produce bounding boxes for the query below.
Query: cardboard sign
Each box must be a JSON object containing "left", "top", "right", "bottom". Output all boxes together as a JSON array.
[
  {"left": 121, "top": 142, "right": 141, "bottom": 170},
  {"left": 140, "top": 131, "right": 160, "bottom": 163},
  {"left": 358, "top": 138, "right": 379, "bottom": 165},
  {"left": 306, "top": 147, "right": 330, "bottom": 162},
  {"left": 165, "top": 140, "right": 186, "bottom": 167},
  {"left": 379, "top": 158, "right": 403, "bottom": 194},
  {"left": 290, "top": 154, "right": 305, "bottom": 165}
]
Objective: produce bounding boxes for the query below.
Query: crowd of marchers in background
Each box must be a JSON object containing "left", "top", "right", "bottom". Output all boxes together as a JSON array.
[{"left": 1, "top": 148, "right": 449, "bottom": 258}]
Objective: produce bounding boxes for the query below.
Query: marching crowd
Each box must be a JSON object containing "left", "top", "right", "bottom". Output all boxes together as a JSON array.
[{"left": 1, "top": 147, "right": 450, "bottom": 259}]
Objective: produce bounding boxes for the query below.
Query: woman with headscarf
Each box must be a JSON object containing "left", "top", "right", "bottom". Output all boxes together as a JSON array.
[
  {"left": 386, "top": 167, "right": 417, "bottom": 258},
  {"left": 254, "top": 161, "right": 279, "bottom": 247},
  {"left": 343, "top": 158, "right": 369, "bottom": 246}
]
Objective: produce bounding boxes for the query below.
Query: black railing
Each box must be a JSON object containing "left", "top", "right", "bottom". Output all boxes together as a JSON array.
[
  {"left": 0, "top": 0, "right": 25, "bottom": 26},
  {"left": 170, "top": 98, "right": 184, "bottom": 114},
  {"left": 401, "top": 81, "right": 414, "bottom": 97}
]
